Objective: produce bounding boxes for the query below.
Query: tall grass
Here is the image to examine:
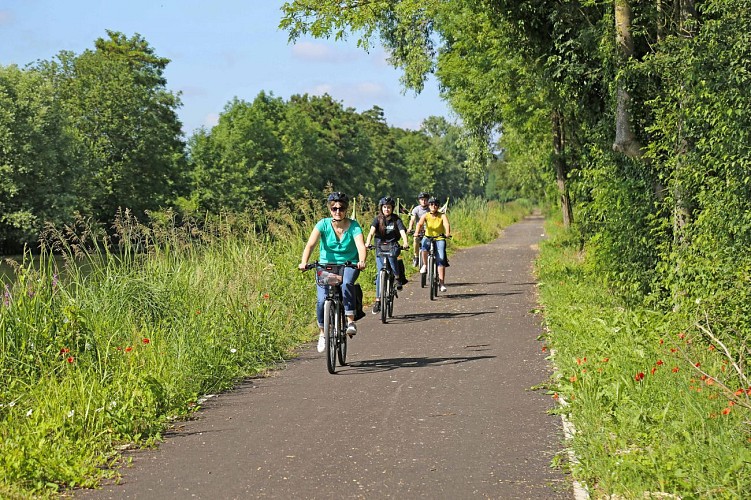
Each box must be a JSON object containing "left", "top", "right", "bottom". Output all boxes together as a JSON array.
[
  {"left": 0, "top": 198, "right": 530, "bottom": 497},
  {"left": 536, "top": 218, "right": 751, "bottom": 497}
]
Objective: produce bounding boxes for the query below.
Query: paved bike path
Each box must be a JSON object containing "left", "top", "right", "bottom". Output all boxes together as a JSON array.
[{"left": 79, "top": 215, "right": 571, "bottom": 499}]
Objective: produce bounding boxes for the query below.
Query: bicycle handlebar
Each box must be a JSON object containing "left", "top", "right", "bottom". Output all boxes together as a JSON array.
[
  {"left": 367, "top": 244, "right": 409, "bottom": 251},
  {"left": 301, "top": 261, "right": 358, "bottom": 272}
]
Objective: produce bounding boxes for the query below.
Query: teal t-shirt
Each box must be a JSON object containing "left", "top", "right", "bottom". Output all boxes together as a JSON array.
[{"left": 315, "top": 218, "right": 363, "bottom": 264}]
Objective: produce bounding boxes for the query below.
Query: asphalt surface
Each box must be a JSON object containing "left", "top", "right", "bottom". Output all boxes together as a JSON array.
[{"left": 77, "top": 215, "right": 571, "bottom": 499}]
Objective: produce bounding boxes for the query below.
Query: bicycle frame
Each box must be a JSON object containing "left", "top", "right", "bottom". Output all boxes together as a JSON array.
[
  {"left": 304, "top": 262, "right": 357, "bottom": 373},
  {"left": 373, "top": 242, "right": 399, "bottom": 323},
  {"left": 422, "top": 235, "right": 447, "bottom": 301}
]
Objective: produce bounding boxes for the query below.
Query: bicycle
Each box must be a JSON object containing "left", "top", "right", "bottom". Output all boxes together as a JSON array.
[
  {"left": 423, "top": 234, "right": 451, "bottom": 301},
  {"left": 303, "top": 261, "right": 358, "bottom": 374},
  {"left": 368, "top": 242, "right": 407, "bottom": 324},
  {"left": 408, "top": 230, "right": 428, "bottom": 288}
]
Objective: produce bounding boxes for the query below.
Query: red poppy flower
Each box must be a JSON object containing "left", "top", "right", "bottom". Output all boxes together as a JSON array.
[
  {"left": 672, "top": 367, "right": 679, "bottom": 372},
  {"left": 60, "top": 347, "right": 70, "bottom": 355},
  {"left": 656, "top": 359, "right": 664, "bottom": 366},
  {"left": 142, "top": 338, "right": 150, "bottom": 344},
  {"left": 722, "top": 407, "right": 731, "bottom": 415},
  {"left": 66, "top": 356, "right": 74, "bottom": 363},
  {"left": 635, "top": 372, "right": 645, "bottom": 381},
  {"left": 263, "top": 293, "right": 270, "bottom": 299},
  {"left": 125, "top": 346, "right": 133, "bottom": 353}
]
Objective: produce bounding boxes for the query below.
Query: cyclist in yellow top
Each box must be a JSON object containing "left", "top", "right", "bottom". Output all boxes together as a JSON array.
[{"left": 415, "top": 197, "right": 451, "bottom": 292}]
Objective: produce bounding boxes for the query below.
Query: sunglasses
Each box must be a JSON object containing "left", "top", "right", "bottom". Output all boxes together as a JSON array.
[{"left": 330, "top": 206, "right": 345, "bottom": 212}]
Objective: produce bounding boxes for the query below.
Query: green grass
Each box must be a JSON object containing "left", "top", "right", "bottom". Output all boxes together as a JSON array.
[
  {"left": 536, "top": 218, "right": 751, "bottom": 498},
  {"left": 0, "top": 198, "right": 530, "bottom": 497}
]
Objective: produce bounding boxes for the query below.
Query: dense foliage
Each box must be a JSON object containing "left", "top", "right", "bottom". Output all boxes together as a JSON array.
[{"left": 0, "top": 30, "right": 495, "bottom": 254}]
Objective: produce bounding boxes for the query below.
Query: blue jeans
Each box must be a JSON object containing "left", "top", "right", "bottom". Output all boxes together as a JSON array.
[
  {"left": 421, "top": 237, "right": 448, "bottom": 267},
  {"left": 316, "top": 266, "right": 360, "bottom": 327},
  {"left": 375, "top": 249, "right": 401, "bottom": 299}
]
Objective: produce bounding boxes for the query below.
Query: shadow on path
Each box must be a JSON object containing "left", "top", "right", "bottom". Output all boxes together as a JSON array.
[{"left": 341, "top": 355, "right": 495, "bottom": 374}]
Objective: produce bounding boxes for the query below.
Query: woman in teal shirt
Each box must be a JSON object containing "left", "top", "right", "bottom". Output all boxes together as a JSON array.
[{"left": 299, "top": 192, "right": 367, "bottom": 352}]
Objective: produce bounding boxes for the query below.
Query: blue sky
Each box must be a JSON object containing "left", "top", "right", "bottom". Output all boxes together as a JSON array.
[{"left": 0, "top": 0, "right": 452, "bottom": 135}]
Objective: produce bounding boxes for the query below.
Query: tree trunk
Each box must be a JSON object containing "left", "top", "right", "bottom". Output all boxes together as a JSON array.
[
  {"left": 612, "top": 0, "right": 643, "bottom": 158},
  {"left": 552, "top": 110, "right": 573, "bottom": 228}
]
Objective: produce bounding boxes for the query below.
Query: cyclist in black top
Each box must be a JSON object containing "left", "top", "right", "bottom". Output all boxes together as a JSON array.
[{"left": 364, "top": 196, "right": 409, "bottom": 313}]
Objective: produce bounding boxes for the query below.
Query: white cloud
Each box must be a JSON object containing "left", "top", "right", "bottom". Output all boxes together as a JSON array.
[
  {"left": 291, "top": 41, "right": 358, "bottom": 63},
  {"left": 204, "top": 113, "right": 219, "bottom": 127}
]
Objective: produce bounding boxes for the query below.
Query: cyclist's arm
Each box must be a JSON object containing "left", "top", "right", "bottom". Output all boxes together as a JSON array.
[
  {"left": 364, "top": 225, "right": 376, "bottom": 247},
  {"left": 442, "top": 214, "right": 451, "bottom": 238},
  {"left": 407, "top": 213, "right": 416, "bottom": 233},
  {"left": 354, "top": 232, "right": 367, "bottom": 270},
  {"left": 415, "top": 214, "right": 427, "bottom": 236},
  {"left": 399, "top": 229, "right": 410, "bottom": 248},
  {"left": 299, "top": 227, "right": 321, "bottom": 270}
]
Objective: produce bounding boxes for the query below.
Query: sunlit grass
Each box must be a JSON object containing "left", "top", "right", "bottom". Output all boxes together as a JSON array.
[{"left": 536, "top": 218, "right": 751, "bottom": 497}]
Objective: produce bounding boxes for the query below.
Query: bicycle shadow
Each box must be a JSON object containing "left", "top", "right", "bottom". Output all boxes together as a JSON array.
[
  {"left": 440, "top": 290, "right": 523, "bottom": 300},
  {"left": 343, "top": 354, "right": 495, "bottom": 373},
  {"left": 383, "top": 310, "right": 494, "bottom": 324}
]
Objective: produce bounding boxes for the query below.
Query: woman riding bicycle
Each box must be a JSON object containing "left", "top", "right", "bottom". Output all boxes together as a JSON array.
[
  {"left": 299, "top": 192, "right": 367, "bottom": 352},
  {"left": 415, "top": 196, "right": 451, "bottom": 292},
  {"left": 364, "top": 196, "right": 410, "bottom": 314}
]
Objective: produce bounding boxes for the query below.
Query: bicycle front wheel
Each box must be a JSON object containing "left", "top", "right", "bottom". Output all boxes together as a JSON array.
[
  {"left": 323, "top": 300, "right": 337, "bottom": 374},
  {"left": 379, "top": 269, "right": 389, "bottom": 324},
  {"left": 420, "top": 254, "right": 426, "bottom": 288},
  {"left": 428, "top": 255, "right": 436, "bottom": 301}
]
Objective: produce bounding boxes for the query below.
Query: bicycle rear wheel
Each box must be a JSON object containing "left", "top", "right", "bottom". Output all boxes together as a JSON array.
[
  {"left": 323, "top": 300, "right": 337, "bottom": 374},
  {"left": 387, "top": 274, "right": 395, "bottom": 318},
  {"left": 428, "top": 255, "right": 436, "bottom": 300},
  {"left": 420, "top": 253, "right": 426, "bottom": 288},
  {"left": 379, "top": 269, "right": 389, "bottom": 324}
]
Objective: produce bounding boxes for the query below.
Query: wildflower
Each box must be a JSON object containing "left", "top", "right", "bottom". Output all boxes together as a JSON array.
[
  {"left": 695, "top": 362, "right": 701, "bottom": 368},
  {"left": 735, "top": 389, "right": 744, "bottom": 397},
  {"left": 650, "top": 367, "right": 657, "bottom": 375},
  {"left": 67, "top": 410, "right": 75, "bottom": 418},
  {"left": 60, "top": 347, "right": 70, "bottom": 355},
  {"left": 108, "top": 401, "right": 117, "bottom": 409},
  {"left": 602, "top": 357, "right": 609, "bottom": 363},
  {"left": 670, "top": 348, "right": 678, "bottom": 353},
  {"left": 635, "top": 372, "right": 645, "bottom": 382},
  {"left": 709, "top": 345, "right": 716, "bottom": 351},
  {"left": 541, "top": 345, "right": 548, "bottom": 352},
  {"left": 659, "top": 339, "right": 664, "bottom": 345},
  {"left": 678, "top": 332, "right": 686, "bottom": 339},
  {"left": 263, "top": 293, "right": 270, "bottom": 299},
  {"left": 552, "top": 393, "right": 559, "bottom": 400},
  {"left": 729, "top": 401, "right": 736, "bottom": 406},
  {"left": 656, "top": 359, "right": 664, "bottom": 366},
  {"left": 26, "top": 409, "right": 33, "bottom": 417},
  {"left": 230, "top": 348, "right": 237, "bottom": 354},
  {"left": 196, "top": 310, "right": 201, "bottom": 315},
  {"left": 142, "top": 338, "right": 150, "bottom": 344},
  {"left": 125, "top": 347, "right": 133, "bottom": 353},
  {"left": 722, "top": 407, "right": 731, "bottom": 415},
  {"left": 66, "top": 356, "right": 74, "bottom": 363},
  {"left": 569, "top": 375, "right": 577, "bottom": 382},
  {"left": 52, "top": 273, "right": 58, "bottom": 289},
  {"left": 3, "top": 285, "right": 9, "bottom": 307},
  {"left": 706, "top": 378, "right": 714, "bottom": 386}
]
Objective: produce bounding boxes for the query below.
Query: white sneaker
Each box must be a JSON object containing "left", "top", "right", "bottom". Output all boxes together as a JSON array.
[
  {"left": 316, "top": 333, "right": 325, "bottom": 352},
  {"left": 419, "top": 265, "right": 427, "bottom": 273},
  {"left": 346, "top": 322, "right": 357, "bottom": 337},
  {"left": 440, "top": 285, "right": 447, "bottom": 292}
]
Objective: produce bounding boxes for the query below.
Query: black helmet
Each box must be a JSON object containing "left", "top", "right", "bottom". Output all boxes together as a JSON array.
[
  {"left": 327, "top": 192, "right": 349, "bottom": 206},
  {"left": 379, "top": 196, "right": 395, "bottom": 207},
  {"left": 418, "top": 192, "right": 430, "bottom": 199},
  {"left": 428, "top": 196, "right": 440, "bottom": 205}
]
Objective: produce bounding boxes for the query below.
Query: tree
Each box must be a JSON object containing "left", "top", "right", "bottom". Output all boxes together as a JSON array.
[{"left": 0, "top": 65, "right": 76, "bottom": 251}]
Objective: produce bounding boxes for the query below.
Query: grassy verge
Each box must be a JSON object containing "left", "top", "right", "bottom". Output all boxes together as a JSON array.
[
  {"left": 0, "top": 198, "right": 530, "bottom": 497},
  {"left": 536, "top": 218, "right": 751, "bottom": 498}
]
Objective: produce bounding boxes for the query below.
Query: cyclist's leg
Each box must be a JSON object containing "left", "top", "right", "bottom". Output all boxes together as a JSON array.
[
  {"left": 419, "top": 237, "right": 430, "bottom": 271},
  {"left": 315, "top": 284, "right": 326, "bottom": 331},
  {"left": 374, "top": 255, "right": 384, "bottom": 302},
  {"left": 436, "top": 239, "right": 448, "bottom": 287},
  {"left": 387, "top": 253, "right": 402, "bottom": 287},
  {"left": 342, "top": 267, "right": 361, "bottom": 334}
]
